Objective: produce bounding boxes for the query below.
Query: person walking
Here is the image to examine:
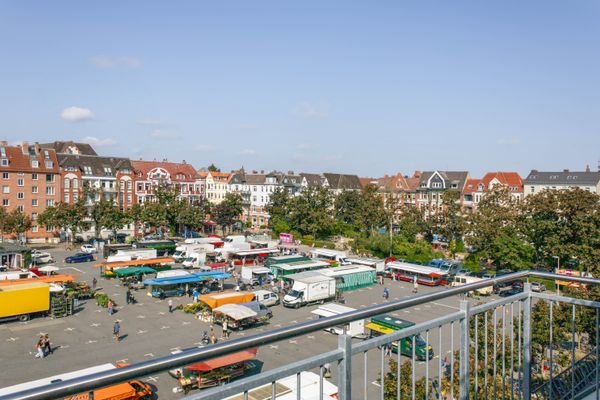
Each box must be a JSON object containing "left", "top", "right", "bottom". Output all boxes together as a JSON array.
[
  {"left": 34, "top": 336, "right": 45, "bottom": 359},
  {"left": 192, "top": 288, "right": 199, "bottom": 303},
  {"left": 168, "top": 298, "right": 173, "bottom": 313},
  {"left": 383, "top": 287, "right": 389, "bottom": 301},
  {"left": 125, "top": 289, "right": 131, "bottom": 305},
  {"left": 43, "top": 334, "right": 52, "bottom": 355},
  {"left": 222, "top": 319, "right": 229, "bottom": 339},
  {"left": 413, "top": 276, "right": 418, "bottom": 294},
  {"left": 92, "top": 277, "right": 97, "bottom": 290},
  {"left": 113, "top": 320, "right": 121, "bottom": 341},
  {"left": 210, "top": 332, "right": 217, "bottom": 344},
  {"left": 107, "top": 300, "right": 114, "bottom": 315}
]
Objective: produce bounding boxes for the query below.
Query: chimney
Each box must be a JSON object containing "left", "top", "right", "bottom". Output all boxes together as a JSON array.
[
  {"left": 563, "top": 169, "right": 569, "bottom": 173},
  {"left": 182, "top": 160, "right": 186, "bottom": 164},
  {"left": 586, "top": 164, "right": 591, "bottom": 173},
  {"left": 252, "top": 170, "right": 258, "bottom": 174},
  {"left": 20, "top": 141, "right": 29, "bottom": 154},
  {"left": 260, "top": 170, "right": 264, "bottom": 174},
  {"left": 288, "top": 170, "right": 294, "bottom": 175}
]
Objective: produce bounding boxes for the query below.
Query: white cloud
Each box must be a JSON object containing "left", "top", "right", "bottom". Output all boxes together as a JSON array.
[
  {"left": 238, "top": 149, "right": 257, "bottom": 156},
  {"left": 91, "top": 55, "right": 143, "bottom": 69},
  {"left": 149, "top": 129, "right": 180, "bottom": 140},
  {"left": 80, "top": 136, "right": 117, "bottom": 147},
  {"left": 61, "top": 106, "right": 95, "bottom": 122},
  {"left": 294, "top": 102, "right": 329, "bottom": 119}
]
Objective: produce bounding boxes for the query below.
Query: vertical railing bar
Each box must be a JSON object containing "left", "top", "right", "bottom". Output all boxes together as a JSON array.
[
  {"left": 397, "top": 342, "right": 401, "bottom": 400},
  {"left": 485, "top": 311, "right": 489, "bottom": 400},
  {"left": 364, "top": 351, "right": 368, "bottom": 400},
  {"left": 318, "top": 366, "right": 323, "bottom": 400},
  {"left": 450, "top": 321, "right": 455, "bottom": 400},
  {"left": 338, "top": 334, "right": 352, "bottom": 400},
  {"left": 412, "top": 335, "right": 416, "bottom": 400},
  {"left": 243, "top": 390, "right": 249, "bottom": 400},
  {"left": 549, "top": 301, "right": 553, "bottom": 400},
  {"left": 475, "top": 313, "right": 479, "bottom": 400},
  {"left": 459, "top": 300, "right": 470, "bottom": 400},
  {"left": 522, "top": 286, "right": 532, "bottom": 400},
  {"left": 510, "top": 302, "right": 514, "bottom": 400},
  {"left": 296, "top": 372, "right": 301, "bottom": 400},
  {"left": 494, "top": 307, "right": 498, "bottom": 400},
  {"left": 438, "top": 325, "right": 442, "bottom": 400},
  {"left": 595, "top": 307, "right": 598, "bottom": 400},
  {"left": 271, "top": 380, "right": 276, "bottom": 400},
  {"left": 502, "top": 304, "right": 506, "bottom": 400},
  {"left": 381, "top": 346, "right": 385, "bottom": 400},
  {"left": 518, "top": 300, "right": 522, "bottom": 400},
  {"left": 426, "top": 329, "right": 430, "bottom": 400},
  {"left": 571, "top": 304, "right": 575, "bottom": 400}
]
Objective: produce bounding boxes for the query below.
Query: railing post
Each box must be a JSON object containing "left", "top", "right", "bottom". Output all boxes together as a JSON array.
[
  {"left": 337, "top": 334, "right": 352, "bottom": 400},
  {"left": 522, "top": 283, "right": 532, "bottom": 400},
  {"left": 459, "top": 300, "right": 470, "bottom": 400}
]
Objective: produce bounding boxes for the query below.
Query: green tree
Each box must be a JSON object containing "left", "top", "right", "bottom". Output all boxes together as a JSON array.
[
  {"left": 396, "top": 206, "right": 427, "bottom": 243},
  {"left": 334, "top": 189, "right": 362, "bottom": 227},
  {"left": 90, "top": 199, "right": 117, "bottom": 238},
  {"left": 382, "top": 358, "right": 430, "bottom": 399},
  {"left": 288, "top": 187, "right": 335, "bottom": 238},
  {"left": 176, "top": 201, "right": 206, "bottom": 234},
  {"left": 207, "top": 164, "right": 221, "bottom": 172},
  {"left": 265, "top": 188, "right": 292, "bottom": 234},
  {"left": 38, "top": 201, "right": 89, "bottom": 245},
  {"left": 0, "top": 206, "right": 8, "bottom": 242},
  {"left": 6, "top": 209, "right": 32, "bottom": 242},
  {"left": 357, "top": 184, "right": 387, "bottom": 236},
  {"left": 213, "top": 193, "right": 244, "bottom": 235}
]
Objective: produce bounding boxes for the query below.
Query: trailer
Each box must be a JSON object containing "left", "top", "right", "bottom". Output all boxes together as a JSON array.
[
  {"left": 264, "top": 254, "right": 311, "bottom": 268},
  {"left": 347, "top": 257, "right": 386, "bottom": 274},
  {"left": 0, "top": 282, "right": 50, "bottom": 322},
  {"left": 316, "top": 265, "right": 377, "bottom": 291},
  {"left": 312, "top": 303, "right": 366, "bottom": 338}
]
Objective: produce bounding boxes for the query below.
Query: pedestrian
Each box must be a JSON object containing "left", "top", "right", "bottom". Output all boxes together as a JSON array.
[
  {"left": 168, "top": 298, "right": 173, "bottom": 313},
  {"left": 126, "top": 289, "right": 131, "bottom": 304},
  {"left": 383, "top": 287, "right": 389, "bottom": 300},
  {"left": 43, "top": 334, "right": 52, "bottom": 355},
  {"left": 378, "top": 275, "right": 384, "bottom": 285},
  {"left": 222, "top": 319, "right": 228, "bottom": 339},
  {"left": 323, "top": 363, "right": 332, "bottom": 378},
  {"left": 113, "top": 320, "right": 121, "bottom": 341},
  {"left": 413, "top": 276, "right": 418, "bottom": 294},
  {"left": 210, "top": 332, "right": 217, "bottom": 344},
  {"left": 384, "top": 343, "right": 392, "bottom": 357},
  {"left": 92, "top": 277, "right": 97, "bottom": 290},
  {"left": 107, "top": 300, "right": 114, "bottom": 315},
  {"left": 34, "top": 336, "right": 45, "bottom": 359},
  {"left": 192, "top": 288, "right": 199, "bottom": 303}
]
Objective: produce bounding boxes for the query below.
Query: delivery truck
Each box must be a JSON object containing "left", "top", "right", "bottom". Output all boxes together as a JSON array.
[
  {"left": 282, "top": 272, "right": 336, "bottom": 308},
  {"left": 312, "top": 303, "right": 366, "bottom": 338},
  {"left": 241, "top": 266, "right": 274, "bottom": 286},
  {"left": 0, "top": 282, "right": 50, "bottom": 322}
]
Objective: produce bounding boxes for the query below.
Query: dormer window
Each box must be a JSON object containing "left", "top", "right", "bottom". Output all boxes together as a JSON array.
[
  {"left": 31, "top": 160, "right": 39, "bottom": 168},
  {"left": 83, "top": 166, "right": 93, "bottom": 175},
  {"left": 104, "top": 167, "right": 113, "bottom": 176},
  {"left": 43, "top": 150, "right": 50, "bottom": 160},
  {"left": 45, "top": 160, "right": 53, "bottom": 168},
  {"left": 0, "top": 148, "right": 5, "bottom": 158},
  {"left": 1, "top": 159, "right": 8, "bottom": 167}
]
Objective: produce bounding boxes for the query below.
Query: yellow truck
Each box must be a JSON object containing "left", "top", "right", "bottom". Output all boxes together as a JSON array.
[{"left": 0, "top": 282, "right": 50, "bottom": 322}]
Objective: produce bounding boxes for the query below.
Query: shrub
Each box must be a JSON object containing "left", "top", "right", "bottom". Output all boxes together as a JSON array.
[
  {"left": 94, "top": 292, "right": 116, "bottom": 308},
  {"left": 183, "top": 302, "right": 209, "bottom": 314}
]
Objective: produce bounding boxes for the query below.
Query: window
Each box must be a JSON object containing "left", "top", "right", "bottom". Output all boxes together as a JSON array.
[
  {"left": 83, "top": 166, "right": 93, "bottom": 175},
  {"left": 31, "top": 212, "right": 38, "bottom": 220},
  {"left": 104, "top": 167, "right": 112, "bottom": 176},
  {"left": 45, "top": 225, "right": 55, "bottom": 232},
  {"left": 17, "top": 178, "right": 24, "bottom": 186},
  {"left": 2, "top": 172, "right": 8, "bottom": 179},
  {"left": 46, "top": 174, "right": 54, "bottom": 182},
  {"left": 31, "top": 160, "right": 39, "bottom": 168},
  {"left": 72, "top": 178, "right": 78, "bottom": 189},
  {"left": 45, "top": 161, "right": 53, "bottom": 168},
  {"left": 73, "top": 193, "right": 78, "bottom": 202},
  {"left": 32, "top": 186, "right": 38, "bottom": 194},
  {"left": 2, "top": 186, "right": 8, "bottom": 194},
  {"left": 32, "top": 199, "right": 38, "bottom": 207},
  {"left": 31, "top": 225, "right": 38, "bottom": 233},
  {"left": 46, "top": 199, "right": 54, "bottom": 207},
  {"left": 43, "top": 149, "right": 50, "bottom": 159},
  {"left": 2, "top": 199, "right": 8, "bottom": 206},
  {"left": 1, "top": 159, "right": 8, "bottom": 166},
  {"left": 127, "top": 194, "right": 132, "bottom": 203},
  {"left": 64, "top": 178, "right": 70, "bottom": 189},
  {"left": 127, "top": 180, "right": 132, "bottom": 190},
  {"left": 17, "top": 192, "right": 24, "bottom": 199},
  {"left": 32, "top": 173, "right": 38, "bottom": 180},
  {"left": 16, "top": 205, "right": 24, "bottom": 212},
  {"left": 46, "top": 187, "right": 55, "bottom": 195},
  {"left": 64, "top": 193, "right": 69, "bottom": 203}
]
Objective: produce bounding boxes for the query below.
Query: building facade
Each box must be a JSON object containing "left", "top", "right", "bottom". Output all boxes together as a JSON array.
[
  {"left": 199, "top": 171, "right": 230, "bottom": 204},
  {"left": 132, "top": 160, "right": 203, "bottom": 204},
  {"left": 416, "top": 170, "right": 470, "bottom": 217},
  {"left": 523, "top": 168, "right": 600, "bottom": 196},
  {"left": 0, "top": 142, "right": 60, "bottom": 243}
]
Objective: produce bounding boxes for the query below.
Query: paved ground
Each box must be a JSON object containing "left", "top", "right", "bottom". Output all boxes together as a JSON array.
[{"left": 0, "top": 246, "right": 508, "bottom": 399}]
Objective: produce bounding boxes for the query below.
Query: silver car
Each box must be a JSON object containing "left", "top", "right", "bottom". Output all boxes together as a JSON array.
[{"left": 530, "top": 281, "right": 546, "bottom": 292}]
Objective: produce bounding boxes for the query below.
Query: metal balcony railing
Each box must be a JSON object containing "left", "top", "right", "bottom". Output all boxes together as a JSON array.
[{"left": 2, "top": 271, "right": 598, "bottom": 400}]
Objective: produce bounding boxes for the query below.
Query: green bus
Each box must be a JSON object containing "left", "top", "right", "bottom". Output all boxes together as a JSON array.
[
  {"left": 367, "top": 314, "right": 433, "bottom": 361},
  {"left": 133, "top": 240, "right": 176, "bottom": 256}
]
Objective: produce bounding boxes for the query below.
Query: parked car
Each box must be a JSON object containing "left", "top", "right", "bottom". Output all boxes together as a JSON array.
[
  {"left": 65, "top": 253, "right": 95, "bottom": 263},
  {"left": 531, "top": 281, "right": 546, "bottom": 292},
  {"left": 80, "top": 244, "right": 97, "bottom": 254},
  {"left": 31, "top": 250, "right": 54, "bottom": 264},
  {"left": 499, "top": 286, "right": 524, "bottom": 297}
]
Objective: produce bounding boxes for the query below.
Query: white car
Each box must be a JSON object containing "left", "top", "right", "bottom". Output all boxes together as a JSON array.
[
  {"left": 530, "top": 281, "right": 546, "bottom": 292},
  {"left": 80, "top": 244, "right": 98, "bottom": 254},
  {"left": 31, "top": 250, "right": 54, "bottom": 264}
]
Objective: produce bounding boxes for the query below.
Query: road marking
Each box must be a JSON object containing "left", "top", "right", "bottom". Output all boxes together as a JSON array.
[
  {"left": 372, "top": 302, "right": 378, "bottom": 305},
  {"left": 182, "top": 321, "right": 191, "bottom": 325},
  {"left": 269, "top": 345, "right": 278, "bottom": 350},
  {"left": 161, "top": 325, "right": 170, "bottom": 330},
  {"left": 170, "top": 347, "right": 180, "bottom": 352},
  {"left": 432, "top": 302, "right": 459, "bottom": 310},
  {"left": 95, "top": 310, "right": 103, "bottom": 313},
  {"left": 414, "top": 307, "right": 421, "bottom": 311},
  {"left": 238, "top": 332, "right": 245, "bottom": 336},
  {"left": 61, "top": 345, "right": 70, "bottom": 349},
  {"left": 86, "top": 340, "right": 97, "bottom": 344},
  {"left": 112, "top": 293, "right": 121, "bottom": 296},
  {"left": 64, "top": 327, "right": 75, "bottom": 332},
  {"left": 144, "top": 353, "right": 154, "bottom": 357},
  {"left": 394, "top": 297, "right": 399, "bottom": 300},
  {"left": 289, "top": 340, "right": 297, "bottom": 344},
  {"left": 275, "top": 324, "right": 282, "bottom": 328},
  {"left": 424, "top": 305, "right": 432, "bottom": 308},
  {"left": 137, "top": 315, "right": 146, "bottom": 319},
  {"left": 145, "top": 376, "right": 159, "bottom": 383},
  {"left": 137, "top": 330, "right": 148, "bottom": 334},
  {"left": 158, "top": 312, "right": 166, "bottom": 315},
  {"left": 136, "top": 303, "right": 144, "bottom": 306},
  {"left": 360, "top": 305, "right": 366, "bottom": 307},
  {"left": 372, "top": 381, "right": 381, "bottom": 387},
  {"left": 404, "top": 310, "right": 410, "bottom": 313},
  {"left": 6, "top": 337, "right": 19, "bottom": 342},
  {"left": 307, "top": 335, "right": 315, "bottom": 339},
  {"left": 291, "top": 320, "right": 297, "bottom": 324},
  {"left": 113, "top": 284, "right": 121, "bottom": 287},
  {"left": 306, "top": 316, "right": 313, "bottom": 320},
  {"left": 116, "top": 358, "right": 129, "bottom": 363}
]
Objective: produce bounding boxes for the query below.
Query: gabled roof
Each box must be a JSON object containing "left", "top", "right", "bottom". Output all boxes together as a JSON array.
[
  {"left": 418, "top": 171, "right": 469, "bottom": 191},
  {"left": 524, "top": 170, "right": 600, "bottom": 186},
  {"left": 58, "top": 154, "right": 132, "bottom": 177},
  {"left": 0, "top": 143, "right": 59, "bottom": 173},
  {"left": 131, "top": 160, "right": 199, "bottom": 181},
  {"left": 300, "top": 173, "right": 324, "bottom": 188},
  {"left": 40, "top": 141, "right": 98, "bottom": 156},
  {"left": 482, "top": 172, "right": 523, "bottom": 192},
  {"left": 462, "top": 178, "right": 484, "bottom": 194},
  {"left": 323, "top": 173, "right": 362, "bottom": 190}
]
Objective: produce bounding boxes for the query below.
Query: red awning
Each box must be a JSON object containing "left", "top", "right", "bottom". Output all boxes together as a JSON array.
[{"left": 186, "top": 349, "right": 258, "bottom": 372}]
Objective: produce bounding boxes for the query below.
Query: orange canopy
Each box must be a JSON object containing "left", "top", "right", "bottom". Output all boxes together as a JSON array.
[
  {"left": 187, "top": 348, "right": 258, "bottom": 372},
  {"left": 199, "top": 291, "right": 255, "bottom": 309},
  {"left": 0, "top": 274, "right": 75, "bottom": 286},
  {"left": 95, "top": 257, "right": 174, "bottom": 268}
]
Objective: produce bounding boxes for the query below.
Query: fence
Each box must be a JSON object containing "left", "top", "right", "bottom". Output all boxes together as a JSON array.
[{"left": 2, "top": 271, "right": 599, "bottom": 400}]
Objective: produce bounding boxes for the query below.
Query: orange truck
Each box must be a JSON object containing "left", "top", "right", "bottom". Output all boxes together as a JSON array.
[{"left": 199, "top": 291, "right": 255, "bottom": 309}]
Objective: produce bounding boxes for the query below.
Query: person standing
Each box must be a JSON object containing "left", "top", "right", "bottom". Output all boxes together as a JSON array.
[
  {"left": 43, "top": 334, "right": 52, "bottom": 355},
  {"left": 168, "top": 298, "right": 173, "bottom": 313},
  {"left": 192, "top": 288, "right": 199, "bottom": 303},
  {"left": 126, "top": 289, "right": 131, "bottom": 304},
  {"left": 35, "top": 336, "right": 45, "bottom": 359},
  {"left": 107, "top": 300, "right": 114, "bottom": 315},
  {"left": 113, "top": 320, "right": 121, "bottom": 341},
  {"left": 222, "top": 319, "right": 228, "bottom": 339},
  {"left": 92, "top": 277, "right": 97, "bottom": 290},
  {"left": 413, "top": 276, "right": 418, "bottom": 294},
  {"left": 383, "top": 287, "right": 389, "bottom": 301}
]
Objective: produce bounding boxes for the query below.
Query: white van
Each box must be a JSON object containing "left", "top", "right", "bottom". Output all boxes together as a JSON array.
[
  {"left": 451, "top": 275, "right": 493, "bottom": 295},
  {"left": 252, "top": 289, "right": 280, "bottom": 307},
  {"left": 311, "top": 248, "right": 351, "bottom": 266}
]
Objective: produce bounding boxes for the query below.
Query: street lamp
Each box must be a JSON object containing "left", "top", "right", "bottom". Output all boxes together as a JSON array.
[{"left": 552, "top": 256, "right": 560, "bottom": 296}]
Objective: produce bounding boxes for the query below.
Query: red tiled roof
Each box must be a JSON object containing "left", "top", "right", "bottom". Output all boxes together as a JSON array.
[
  {"left": 0, "top": 144, "right": 59, "bottom": 173},
  {"left": 482, "top": 172, "right": 523, "bottom": 192},
  {"left": 463, "top": 178, "right": 484, "bottom": 194},
  {"left": 132, "top": 160, "right": 200, "bottom": 182}
]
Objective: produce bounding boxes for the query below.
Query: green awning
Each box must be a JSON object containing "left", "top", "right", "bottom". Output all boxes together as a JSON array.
[{"left": 114, "top": 266, "right": 157, "bottom": 277}]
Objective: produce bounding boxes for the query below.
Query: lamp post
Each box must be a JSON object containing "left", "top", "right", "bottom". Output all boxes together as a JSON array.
[{"left": 552, "top": 255, "right": 560, "bottom": 296}]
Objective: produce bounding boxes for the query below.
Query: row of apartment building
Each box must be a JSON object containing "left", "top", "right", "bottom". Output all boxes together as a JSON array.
[{"left": 2, "top": 140, "right": 599, "bottom": 242}]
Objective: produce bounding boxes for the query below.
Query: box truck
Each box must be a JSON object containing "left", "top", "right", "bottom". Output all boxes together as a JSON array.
[
  {"left": 310, "top": 248, "right": 351, "bottom": 266},
  {"left": 241, "top": 266, "right": 274, "bottom": 286},
  {"left": 312, "top": 303, "right": 366, "bottom": 338},
  {"left": 0, "top": 282, "right": 50, "bottom": 322},
  {"left": 282, "top": 272, "right": 336, "bottom": 308}
]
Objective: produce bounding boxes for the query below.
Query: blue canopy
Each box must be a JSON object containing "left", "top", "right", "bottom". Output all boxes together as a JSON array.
[{"left": 143, "top": 271, "right": 230, "bottom": 286}]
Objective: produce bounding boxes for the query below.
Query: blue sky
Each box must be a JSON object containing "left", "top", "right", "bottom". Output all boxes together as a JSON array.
[{"left": 1, "top": 1, "right": 599, "bottom": 177}]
